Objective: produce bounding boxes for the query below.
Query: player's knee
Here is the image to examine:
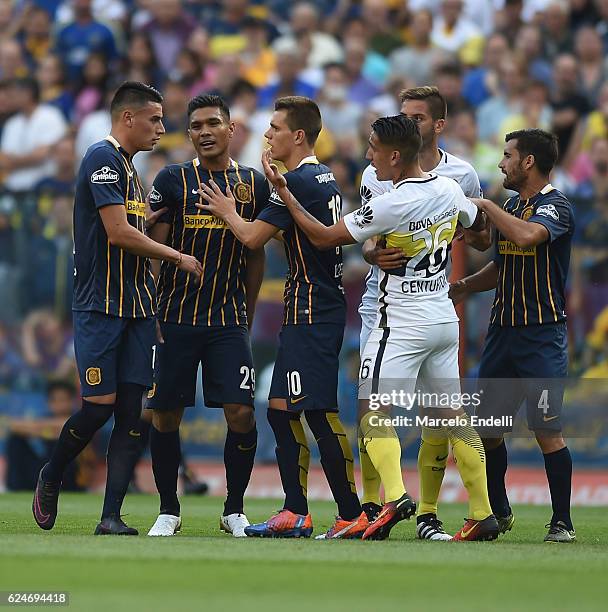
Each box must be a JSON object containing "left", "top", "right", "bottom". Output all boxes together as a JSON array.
[
  {"left": 535, "top": 433, "right": 565, "bottom": 454},
  {"left": 224, "top": 404, "right": 255, "bottom": 433},
  {"left": 152, "top": 409, "right": 182, "bottom": 432}
]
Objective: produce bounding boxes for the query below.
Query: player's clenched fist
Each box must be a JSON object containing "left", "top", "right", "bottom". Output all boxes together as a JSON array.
[
  {"left": 362, "top": 238, "right": 407, "bottom": 271},
  {"left": 448, "top": 279, "right": 468, "bottom": 305}
]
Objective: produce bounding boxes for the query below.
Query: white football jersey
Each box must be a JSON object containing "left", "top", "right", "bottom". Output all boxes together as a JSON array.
[
  {"left": 345, "top": 173, "right": 479, "bottom": 328},
  {"left": 358, "top": 149, "right": 482, "bottom": 328}
]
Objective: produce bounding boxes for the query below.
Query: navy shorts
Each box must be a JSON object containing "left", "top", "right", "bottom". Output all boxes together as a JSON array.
[
  {"left": 73, "top": 311, "right": 155, "bottom": 397},
  {"left": 475, "top": 323, "right": 568, "bottom": 433},
  {"left": 147, "top": 323, "right": 254, "bottom": 410},
  {"left": 269, "top": 323, "right": 343, "bottom": 412}
]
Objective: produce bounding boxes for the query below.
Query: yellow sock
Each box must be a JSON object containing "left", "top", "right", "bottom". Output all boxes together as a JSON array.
[
  {"left": 417, "top": 428, "right": 449, "bottom": 516},
  {"left": 448, "top": 416, "right": 493, "bottom": 521},
  {"left": 360, "top": 411, "right": 406, "bottom": 503},
  {"left": 358, "top": 434, "right": 381, "bottom": 505}
]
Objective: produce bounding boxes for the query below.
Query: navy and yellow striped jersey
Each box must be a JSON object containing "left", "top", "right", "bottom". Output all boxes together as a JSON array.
[
  {"left": 256, "top": 156, "right": 346, "bottom": 326},
  {"left": 490, "top": 184, "right": 574, "bottom": 327},
  {"left": 150, "top": 159, "right": 269, "bottom": 327},
  {"left": 73, "top": 136, "right": 156, "bottom": 318}
]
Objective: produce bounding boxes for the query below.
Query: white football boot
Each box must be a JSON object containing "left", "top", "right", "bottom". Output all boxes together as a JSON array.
[
  {"left": 220, "top": 513, "right": 250, "bottom": 537},
  {"left": 147, "top": 514, "right": 182, "bottom": 536}
]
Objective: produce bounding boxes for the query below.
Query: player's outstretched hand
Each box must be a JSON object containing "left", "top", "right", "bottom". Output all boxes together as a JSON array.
[
  {"left": 196, "top": 181, "right": 235, "bottom": 219},
  {"left": 177, "top": 253, "right": 203, "bottom": 279},
  {"left": 261, "top": 149, "right": 287, "bottom": 190},
  {"left": 448, "top": 279, "right": 468, "bottom": 305}
]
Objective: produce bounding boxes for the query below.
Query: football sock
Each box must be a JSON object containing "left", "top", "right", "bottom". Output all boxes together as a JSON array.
[
  {"left": 223, "top": 425, "right": 257, "bottom": 515},
  {"left": 358, "top": 430, "right": 381, "bottom": 505},
  {"left": 417, "top": 428, "right": 449, "bottom": 516},
  {"left": 305, "top": 410, "right": 361, "bottom": 521},
  {"left": 137, "top": 416, "right": 151, "bottom": 454},
  {"left": 359, "top": 410, "right": 406, "bottom": 503},
  {"left": 447, "top": 417, "right": 493, "bottom": 521},
  {"left": 484, "top": 440, "right": 511, "bottom": 517},
  {"left": 267, "top": 408, "right": 309, "bottom": 516},
  {"left": 543, "top": 446, "right": 573, "bottom": 530},
  {"left": 150, "top": 427, "right": 182, "bottom": 517},
  {"left": 43, "top": 399, "right": 114, "bottom": 482},
  {"left": 101, "top": 384, "right": 146, "bottom": 519}
]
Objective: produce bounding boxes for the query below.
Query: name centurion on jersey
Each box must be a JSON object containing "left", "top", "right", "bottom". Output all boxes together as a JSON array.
[
  {"left": 73, "top": 136, "right": 156, "bottom": 318},
  {"left": 150, "top": 159, "right": 269, "bottom": 327},
  {"left": 344, "top": 174, "right": 479, "bottom": 328},
  {"left": 490, "top": 184, "right": 574, "bottom": 327},
  {"left": 257, "top": 156, "right": 346, "bottom": 326},
  {"left": 359, "top": 149, "right": 482, "bottom": 324}
]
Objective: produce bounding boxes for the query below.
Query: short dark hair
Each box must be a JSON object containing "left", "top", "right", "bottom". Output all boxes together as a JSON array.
[
  {"left": 11, "top": 77, "right": 40, "bottom": 103},
  {"left": 505, "top": 129, "right": 559, "bottom": 175},
  {"left": 46, "top": 380, "right": 77, "bottom": 398},
  {"left": 371, "top": 115, "right": 422, "bottom": 163},
  {"left": 274, "top": 96, "right": 322, "bottom": 146},
  {"left": 110, "top": 81, "right": 163, "bottom": 115},
  {"left": 187, "top": 94, "right": 230, "bottom": 120},
  {"left": 399, "top": 85, "right": 447, "bottom": 121}
]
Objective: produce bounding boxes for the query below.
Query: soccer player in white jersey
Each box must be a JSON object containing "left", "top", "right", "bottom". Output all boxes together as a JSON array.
[
  {"left": 262, "top": 114, "right": 500, "bottom": 542},
  {"left": 358, "top": 86, "right": 491, "bottom": 540}
]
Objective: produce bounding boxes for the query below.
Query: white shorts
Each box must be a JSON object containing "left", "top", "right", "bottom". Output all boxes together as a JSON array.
[
  {"left": 359, "top": 309, "right": 376, "bottom": 358},
  {"left": 359, "top": 322, "right": 461, "bottom": 407}
]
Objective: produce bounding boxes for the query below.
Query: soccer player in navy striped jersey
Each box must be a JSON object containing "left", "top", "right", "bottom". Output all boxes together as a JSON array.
[
  {"left": 199, "top": 97, "right": 368, "bottom": 539},
  {"left": 32, "top": 82, "right": 202, "bottom": 536},
  {"left": 450, "top": 129, "right": 576, "bottom": 542},
  {"left": 145, "top": 95, "right": 268, "bottom": 537}
]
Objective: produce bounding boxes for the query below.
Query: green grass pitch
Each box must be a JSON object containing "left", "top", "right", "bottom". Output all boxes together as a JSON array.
[{"left": 1, "top": 493, "right": 606, "bottom": 611}]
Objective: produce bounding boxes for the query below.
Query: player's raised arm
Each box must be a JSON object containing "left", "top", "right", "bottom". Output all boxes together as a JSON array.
[
  {"left": 99, "top": 204, "right": 202, "bottom": 278},
  {"left": 196, "top": 180, "right": 279, "bottom": 249},
  {"left": 261, "top": 149, "right": 356, "bottom": 249}
]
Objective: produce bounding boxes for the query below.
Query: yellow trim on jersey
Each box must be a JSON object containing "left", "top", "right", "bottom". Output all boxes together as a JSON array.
[
  {"left": 384, "top": 218, "right": 457, "bottom": 258},
  {"left": 296, "top": 155, "right": 319, "bottom": 166},
  {"left": 184, "top": 214, "right": 226, "bottom": 229},
  {"left": 225, "top": 164, "right": 245, "bottom": 323},
  {"left": 534, "top": 249, "right": 543, "bottom": 324},
  {"left": 125, "top": 199, "right": 146, "bottom": 217},
  {"left": 192, "top": 163, "right": 209, "bottom": 326},
  {"left": 546, "top": 246, "right": 558, "bottom": 322},
  {"left": 521, "top": 253, "right": 528, "bottom": 325},
  {"left": 105, "top": 241, "right": 111, "bottom": 314},
  {"left": 178, "top": 167, "right": 197, "bottom": 325}
]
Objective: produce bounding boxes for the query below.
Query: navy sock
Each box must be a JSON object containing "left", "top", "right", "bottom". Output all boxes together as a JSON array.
[
  {"left": 305, "top": 410, "right": 361, "bottom": 521},
  {"left": 223, "top": 426, "right": 257, "bottom": 516},
  {"left": 484, "top": 440, "right": 511, "bottom": 517},
  {"left": 101, "top": 384, "right": 145, "bottom": 520},
  {"left": 267, "top": 408, "right": 309, "bottom": 516},
  {"left": 544, "top": 446, "right": 573, "bottom": 530},
  {"left": 150, "top": 427, "right": 181, "bottom": 517},
  {"left": 44, "top": 399, "right": 114, "bottom": 482}
]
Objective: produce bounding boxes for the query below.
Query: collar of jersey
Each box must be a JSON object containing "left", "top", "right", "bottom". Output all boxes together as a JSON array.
[
  {"left": 297, "top": 155, "right": 319, "bottom": 167},
  {"left": 105, "top": 134, "right": 130, "bottom": 158},
  {"left": 540, "top": 183, "right": 555, "bottom": 195},
  {"left": 394, "top": 173, "right": 438, "bottom": 189},
  {"left": 192, "top": 157, "right": 237, "bottom": 169}
]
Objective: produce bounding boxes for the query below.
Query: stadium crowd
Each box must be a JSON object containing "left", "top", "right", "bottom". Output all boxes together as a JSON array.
[{"left": 0, "top": 0, "right": 607, "bottom": 435}]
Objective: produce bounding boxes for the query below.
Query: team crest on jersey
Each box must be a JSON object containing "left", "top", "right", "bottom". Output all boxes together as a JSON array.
[
  {"left": 91, "top": 166, "right": 119, "bottom": 184},
  {"left": 522, "top": 207, "right": 534, "bottom": 221},
  {"left": 536, "top": 203, "right": 559, "bottom": 221},
  {"left": 353, "top": 204, "right": 373, "bottom": 227},
  {"left": 234, "top": 182, "right": 252, "bottom": 203},
  {"left": 360, "top": 184, "right": 373, "bottom": 204},
  {"left": 85, "top": 367, "right": 102, "bottom": 386},
  {"left": 148, "top": 186, "right": 162, "bottom": 204}
]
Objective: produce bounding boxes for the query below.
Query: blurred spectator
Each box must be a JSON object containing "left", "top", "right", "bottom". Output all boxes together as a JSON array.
[
  {"left": 431, "top": 0, "right": 483, "bottom": 62},
  {"left": 238, "top": 16, "right": 275, "bottom": 89},
  {"left": 462, "top": 33, "right": 510, "bottom": 108},
  {"left": 574, "top": 25, "right": 608, "bottom": 106},
  {"left": 143, "top": 148, "right": 170, "bottom": 189},
  {"left": 257, "top": 39, "right": 316, "bottom": 109},
  {"left": 55, "top": 0, "right": 127, "bottom": 26},
  {"left": 73, "top": 52, "right": 110, "bottom": 125},
  {"left": 389, "top": 10, "right": 447, "bottom": 87},
  {"left": 275, "top": 2, "right": 343, "bottom": 69},
  {"left": 5, "top": 380, "right": 89, "bottom": 491},
  {"left": 158, "top": 79, "right": 190, "bottom": 158},
  {"left": 550, "top": 54, "right": 591, "bottom": 163},
  {"left": 495, "top": 0, "right": 524, "bottom": 41},
  {"left": 513, "top": 24, "right": 553, "bottom": 87},
  {"left": 343, "top": 38, "right": 381, "bottom": 106},
  {"left": 477, "top": 55, "right": 527, "bottom": 143},
  {"left": 18, "top": 5, "right": 53, "bottom": 69},
  {"left": 75, "top": 88, "right": 111, "bottom": 160},
  {"left": 596, "top": 0, "right": 608, "bottom": 50},
  {"left": 0, "top": 323, "right": 26, "bottom": 390},
  {"left": 0, "top": 77, "right": 67, "bottom": 193},
  {"left": 581, "top": 82, "right": 608, "bottom": 152},
  {"left": 435, "top": 62, "right": 469, "bottom": 118},
  {"left": 318, "top": 63, "right": 362, "bottom": 142},
  {"left": 208, "top": 53, "right": 242, "bottom": 100},
  {"left": 36, "top": 54, "right": 74, "bottom": 120},
  {"left": 55, "top": 0, "right": 118, "bottom": 81},
  {"left": 360, "top": 0, "right": 403, "bottom": 57},
  {"left": 499, "top": 79, "right": 553, "bottom": 136},
  {"left": 0, "top": 39, "right": 30, "bottom": 80},
  {"left": 36, "top": 134, "right": 77, "bottom": 198},
  {"left": 21, "top": 310, "right": 76, "bottom": 385},
  {"left": 542, "top": 0, "right": 573, "bottom": 60},
  {"left": 0, "top": 79, "right": 13, "bottom": 139},
  {"left": 122, "top": 32, "right": 164, "bottom": 91},
  {"left": 139, "top": 0, "right": 197, "bottom": 75}
]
